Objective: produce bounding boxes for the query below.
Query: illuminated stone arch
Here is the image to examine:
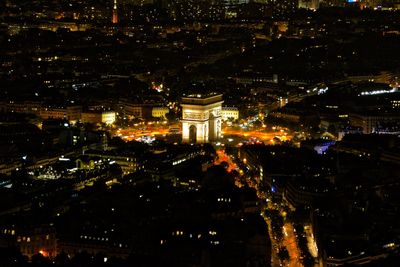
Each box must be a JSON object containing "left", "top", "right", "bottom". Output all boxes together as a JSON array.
[{"left": 181, "top": 94, "right": 223, "bottom": 143}]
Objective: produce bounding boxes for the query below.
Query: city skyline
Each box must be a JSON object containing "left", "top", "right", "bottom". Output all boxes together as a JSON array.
[{"left": 0, "top": 1, "right": 400, "bottom": 266}]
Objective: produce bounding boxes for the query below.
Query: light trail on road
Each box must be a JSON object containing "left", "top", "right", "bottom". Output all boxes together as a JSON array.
[
  {"left": 112, "top": 125, "right": 292, "bottom": 144},
  {"left": 222, "top": 128, "right": 292, "bottom": 143},
  {"left": 283, "top": 223, "right": 303, "bottom": 267},
  {"left": 215, "top": 149, "right": 238, "bottom": 173}
]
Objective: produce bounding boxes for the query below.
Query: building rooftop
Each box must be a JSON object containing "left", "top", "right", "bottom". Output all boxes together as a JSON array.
[{"left": 181, "top": 93, "right": 223, "bottom": 106}]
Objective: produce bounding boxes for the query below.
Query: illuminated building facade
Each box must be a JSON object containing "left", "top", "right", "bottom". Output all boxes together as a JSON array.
[
  {"left": 81, "top": 110, "right": 116, "bottom": 125},
  {"left": 299, "top": 0, "right": 320, "bottom": 9},
  {"left": 39, "top": 108, "right": 67, "bottom": 120},
  {"left": 0, "top": 226, "right": 57, "bottom": 259},
  {"left": 221, "top": 107, "right": 239, "bottom": 121},
  {"left": 181, "top": 94, "right": 223, "bottom": 143},
  {"left": 350, "top": 113, "right": 400, "bottom": 134},
  {"left": 152, "top": 107, "right": 170, "bottom": 119}
]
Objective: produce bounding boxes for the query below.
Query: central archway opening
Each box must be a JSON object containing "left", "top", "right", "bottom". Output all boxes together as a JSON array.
[
  {"left": 189, "top": 125, "right": 197, "bottom": 143},
  {"left": 209, "top": 113, "right": 216, "bottom": 141}
]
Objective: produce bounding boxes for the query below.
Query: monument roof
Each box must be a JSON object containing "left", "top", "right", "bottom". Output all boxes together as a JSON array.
[{"left": 181, "top": 93, "right": 223, "bottom": 106}]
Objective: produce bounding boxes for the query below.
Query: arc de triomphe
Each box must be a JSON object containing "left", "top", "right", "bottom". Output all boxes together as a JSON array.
[{"left": 181, "top": 94, "right": 223, "bottom": 143}]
